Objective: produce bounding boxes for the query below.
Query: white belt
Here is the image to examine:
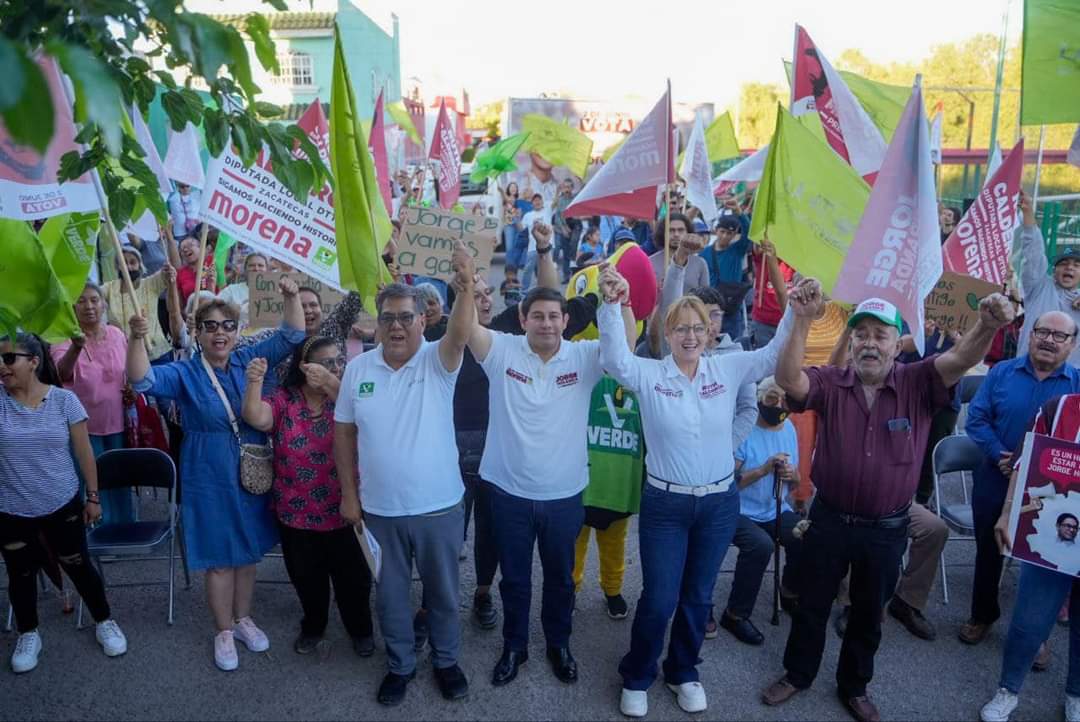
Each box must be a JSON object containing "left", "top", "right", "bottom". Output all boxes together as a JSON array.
[{"left": 647, "top": 474, "right": 731, "bottom": 497}]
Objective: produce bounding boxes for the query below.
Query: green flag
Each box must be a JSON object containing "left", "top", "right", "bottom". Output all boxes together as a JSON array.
[
  {"left": 678, "top": 111, "right": 740, "bottom": 168},
  {"left": 784, "top": 61, "right": 908, "bottom": 141},
  {"left": 330, "top": 25, "right": 392, "bottom": 314},
  {"left": 470, "top": 133, "right": 530, "bottom": 183},
  {"left": 37, "top": 212, "right": 100, "bottom": 341},
  {"left": 521, "top": 114, "right": 594, "bottom": 178},
  {"left": 0, "top": 219, "right": 81, "bottom": 342},
  {"left": 748, "top": 105, "right": 870, "bottom": 295},
  {"left": 213, "top": 231, "right": 238, "bottom": 288},
  {"left": 1021, "top": 0, "right": 1080, "bottom": 125},
  {"left": 387, "top": 101, "right": 423, "bottom": 147}
]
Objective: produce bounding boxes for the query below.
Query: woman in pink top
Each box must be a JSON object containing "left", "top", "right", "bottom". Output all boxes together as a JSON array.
[
  {"left": 51, "top": 283, "right": 133, "bottom": 524},
  {"left": 241, "top": 336, "right": 374, "bottom": 657}
]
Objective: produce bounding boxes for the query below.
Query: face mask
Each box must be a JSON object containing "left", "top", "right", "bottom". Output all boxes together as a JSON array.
[
  {"left": 758, "top": 402, "right": 788, "bottom": 426},
  {"left": 128, "top": 268, "right": 141, "bottom": 282}
]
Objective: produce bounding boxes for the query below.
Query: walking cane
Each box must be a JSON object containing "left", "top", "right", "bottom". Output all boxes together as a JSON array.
[{"left": 771, "top": 459, "right": 783, "bottom": 626}]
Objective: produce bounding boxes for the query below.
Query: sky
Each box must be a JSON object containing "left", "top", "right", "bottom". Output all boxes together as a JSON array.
[{"left": 188, "top": 0, "right": 1022, "bottom": 112}]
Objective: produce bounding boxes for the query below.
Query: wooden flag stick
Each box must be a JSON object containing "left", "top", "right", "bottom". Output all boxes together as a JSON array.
[
  {"left": 663, "top": 183, "right": 672, "bottom": 271},
  {"left": 190, "top": 222, "right": 211, "bottom": 319}
]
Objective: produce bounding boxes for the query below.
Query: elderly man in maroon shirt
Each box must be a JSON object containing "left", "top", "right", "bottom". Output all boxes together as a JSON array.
[{"left": 761, "top": 294, "right": 1015, "bottom": 722}]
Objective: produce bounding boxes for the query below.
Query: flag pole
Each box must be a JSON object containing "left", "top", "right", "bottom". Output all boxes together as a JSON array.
[
  {"left": 663, "top": 184, "right": 671, "bottom": 270},
  {"left": 1032, "top": 125, "right": 1047, "bottom": 211},
  {"left": 664, "top": 77, "right": 673, "bottom": 271},
  {"left": 191, "top": 222, "right": 211, "bottom": 319}
]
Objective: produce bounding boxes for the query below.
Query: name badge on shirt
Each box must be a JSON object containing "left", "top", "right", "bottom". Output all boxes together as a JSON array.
[{"left": 357, "top": 382, "right": 375, "bottom": 398}]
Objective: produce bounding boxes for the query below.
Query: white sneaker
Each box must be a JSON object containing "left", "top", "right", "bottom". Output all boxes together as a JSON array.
[
  {"left": 232, "top": 616, "right": 269, "bottom": 652},
  {"left": 620, "top": 688, "right": 648, "bottom": 718},
  {"left": 95, "top": 619, "right": 127, "bottom": 657},
  {"left": 666, "top": 681, "right": 707, "bottom": 713},
  {"left": 980, "top": 688, "right": 1018, "bottom": 722},
  {"left": 11, "top": 630, "right": 41, "bottom": 673},
  {"left": 1066, "top": 694, "right": 1080, "bottom": 722},
  {"left": 214, "top": 630, "right": 238, "bottom": 671}
]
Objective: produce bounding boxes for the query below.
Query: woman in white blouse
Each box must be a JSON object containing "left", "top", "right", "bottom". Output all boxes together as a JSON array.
[{"left": 596, "top": 264, "right": 822, "bottom": 718}]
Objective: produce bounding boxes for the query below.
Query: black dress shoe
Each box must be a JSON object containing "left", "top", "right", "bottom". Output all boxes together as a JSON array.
[
  {"left": 546, "top": 646, "right": 578, "bottom": 684},
  {"left": 491, "top": 648, "right": 528, "bottom": 686},
  {"left": 433, "top": 664, "right": 469, "bottom": 700},
  {"left": 719, "top": 612, "right": 765, "bottom": 646},
  {"left": 352, "top": 635, "right": 375, "bottom": 657},
  {"left": 473, "top": 592, "right": 498, "bottom": 630},
  {"left": 377, "top": 670, "right": 416, "bottom": 706}
]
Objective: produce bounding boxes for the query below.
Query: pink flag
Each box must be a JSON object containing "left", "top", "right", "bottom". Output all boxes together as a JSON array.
[
  {"left": 0, "top": 56, "right": 99, "bottom": 220},
  {"left": 832, "top": 80, "right": 942, "bottom": 355},
  {"left": 565, "top": 87, "right": 674, "bottom": 219},
  {"left": 942, "top": 140, "right": 1024, "bottom": 285},
  {"left": 791, "top": 25, "right": 887, "bottom": 182},
  {"left": 369, "top": 90, "right": 393, "bottom": 215},
  {"left": 428, "top": 101, "right": 461, "bottom": 209},
  {"left": 295, "top": 100, "right": 330, "bottom": 163}
]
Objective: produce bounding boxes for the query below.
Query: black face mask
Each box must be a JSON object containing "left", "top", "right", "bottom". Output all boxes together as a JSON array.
[
  {"left": 758, "top": 402, "right": 788, "bottom": 426},
  {"left": 127, "top": 268, "right": 141, "bottom": 282}
]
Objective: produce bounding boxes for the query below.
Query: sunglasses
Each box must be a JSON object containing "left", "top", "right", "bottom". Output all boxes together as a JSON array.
[
  {"left": 313, "top": 356, "right": 347, "bottom": 371},
  {"left": 377, "top": 312, "right": 416, "bottom": 328},
  {"left": 0, "top": 352, "right": 33, "bottom": 366},
  {"left": 199, "top": 320, "right": 239, "bottom": 333}
]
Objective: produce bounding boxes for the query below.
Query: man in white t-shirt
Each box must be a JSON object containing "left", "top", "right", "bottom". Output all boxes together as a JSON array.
[
  {"left": 334, "top": 244, "right": 476, "bottom": 707},
  {"left": 520, "top": 193, "right": 554, "bottom": 291},
  {"left": 467, "top": 284, "right": 637, "bottom": 688}
]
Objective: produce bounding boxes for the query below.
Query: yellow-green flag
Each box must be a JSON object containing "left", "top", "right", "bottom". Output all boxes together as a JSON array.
[
  {"left": 678, "top": 111, "right": 740, "bottom": 167},
  {"left": 0, "top": 219, "right": 80, "bottom": 342},
  {"left": 1021, "top": 0, "right": 1080, "bottom": 125},
  {"left": 784, "top": 60, "right": 908, "bottom": 142},
  {"left": 387, "top": 101, "right": 423, "bottom": 146},
  {"left": 330, "top": 25, "right": 392, "bottom": 314},
  {"left": 748, "top": 105, "right": 870, "bottom": 294},
  {"left": 521, "top": 114, "right": 594, "bottom": 178}
]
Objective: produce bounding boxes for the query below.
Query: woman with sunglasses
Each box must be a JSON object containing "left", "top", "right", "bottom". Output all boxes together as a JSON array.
[
  {"left": 239, "top": 336, "right": 374, "bottom": 657},
  {"left": 0, "top": 333, "right": 128, "bottom": 673},
  {"left": 125, "top": 278, "right": 304, "bottom": 671}
]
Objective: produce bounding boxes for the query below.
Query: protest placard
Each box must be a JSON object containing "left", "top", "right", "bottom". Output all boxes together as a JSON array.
[
  {"left": 923, "top": 271, "right": 1001, "bottom": 334},
  {"left": 247, "top": 271, "right": 343, "bottom": 329},
  {"left": 1007, "top": 433, "right": 1080, "bottom": 577},
  {"left": 396, "top": 206, "right": 498, "bottom": 282}
]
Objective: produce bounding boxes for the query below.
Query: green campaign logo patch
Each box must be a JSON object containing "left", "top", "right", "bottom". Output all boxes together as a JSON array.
[
  {"left": 357, "top": 382, "right": 375, "bottom": 398},
  {"left": 314, "top": 247, "right": 337, "bottom": 269}
]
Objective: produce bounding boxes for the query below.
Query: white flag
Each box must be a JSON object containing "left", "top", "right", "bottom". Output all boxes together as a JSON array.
[
  {"left": 680, "top": 117, "right": 719, "bottom": 224},
  {"left": 132, "top": 105, "right": 172, "bottom": 195},
  {"left": 712, "top": 145, "right": 769, "bottom": 189},
  {"left": 163, "top": 122, "right": 205, "bottom": 189},
  {"left": 929, "top": 108, "right": 943, "bottom": 165},
  {"left": 984, "top": 144, "right": 1003, "bottom": 189}
]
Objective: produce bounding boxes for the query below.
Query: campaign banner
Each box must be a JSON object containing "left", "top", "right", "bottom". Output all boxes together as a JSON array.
[
  {"left": 1008, "top": 433, "right": 1080, "bottom": 577},
  {"left": 0, "top": 56, "right": 99, "bottom": 220},
  {"left": 429, "top": 101, "right": 461, "bottom": 210},
  {"left": 396, "top": 206, "right": 497, "bottom": 282},
  {"left": 246, "top": 270, "right": 343, "bottom": 329},
  {"left": 942, "top": 141, "right": 1024, "bottom": 285},
  {"left": 199, "top": 101, "right": 342, "bottom": 290},
  {"left": 924, "top": 271, "right": 1000, "bottom": 334}
]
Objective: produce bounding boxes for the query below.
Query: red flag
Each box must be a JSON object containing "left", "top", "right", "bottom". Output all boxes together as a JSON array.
[
  {"left": 369, "top": 90, "right": 393, "bottom": 214},
  {"left": 942, "top": 140, "right": 1024, "bottom": 285},
  {"left": 429, "top": 101, "right": 461, "bottom": 209},
  {"left": 791, "top": 25, "right": 887, "bottom": 181},
  {"left": 565, "top": 86, "right": 674, "bottom": 219},
  {"left": 294, "top": 100, "right": 330, "bottom": 162}
]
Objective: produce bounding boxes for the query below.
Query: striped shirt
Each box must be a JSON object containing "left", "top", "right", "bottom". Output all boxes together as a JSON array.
[{"left": 0, "top": 386, "right": 88, "bottom": 517}]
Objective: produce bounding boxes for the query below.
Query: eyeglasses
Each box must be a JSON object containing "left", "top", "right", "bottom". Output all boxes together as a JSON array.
[
  {"left": 672, "top": 324, "right": 708, "bottom": 337},
  {"left": 1062, "top": 523, "right": 1079, "bottom": 531},
  {"left": 377, "top": 312, "right": 416, "bottom": 328},
  {"left": 1033, "top": 327, "right": 1075, "bottom": 344},
  {"left": 708, "top": 310, "right": 724, "bottom": 322},
  {"left": 0, "top": 352, "right": 33, "bottom": 366},
  {"left": 199, "top": 320, "right": 239, "bottom": 333},
  {"left": 313, "top": 356, "right": 347, "bottom": 371}
]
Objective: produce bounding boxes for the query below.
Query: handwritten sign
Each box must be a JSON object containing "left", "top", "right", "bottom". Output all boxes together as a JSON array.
[
  {"left": 247, "top": 271, "right": 343, "bottom": 329},
  {"left": 924, "top": 271, "right": 1001, "bottom": 334},
  {"left": 397, "top": 206, "right": 497, "bottom": 282}
]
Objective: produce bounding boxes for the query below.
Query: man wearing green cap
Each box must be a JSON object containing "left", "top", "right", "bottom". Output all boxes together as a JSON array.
[{"left": 761, "top": 292, "right": 1015, "bottom": 722}]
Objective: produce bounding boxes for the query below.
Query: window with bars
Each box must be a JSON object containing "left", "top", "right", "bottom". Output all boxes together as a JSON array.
[{"left": 272, "top": 52, "right": 314, "bottom": 88}]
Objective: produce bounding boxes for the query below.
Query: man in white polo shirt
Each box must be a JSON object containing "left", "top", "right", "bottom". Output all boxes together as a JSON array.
[
  {"left": 335, "top": 245, "right": 475, "bottom": 707},
  {"left": 467, "top": 282, "right": 637, "bottom": 687}
]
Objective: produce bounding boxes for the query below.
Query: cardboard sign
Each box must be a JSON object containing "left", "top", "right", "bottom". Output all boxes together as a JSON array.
[
  {"left": 396, "top": 206, "right": 497, "bottom": 282},
  {"left": 247, "top": 271, "right": 343, "bottom": 329},
  {"left": 924, "top": 271, "right": 1001, "bottom": 334},
  {"left": 1007, "top": 433, "right": 1080, "bottom": 577}
]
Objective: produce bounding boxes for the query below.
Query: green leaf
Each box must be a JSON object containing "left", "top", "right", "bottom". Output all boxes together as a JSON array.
[
  {"left": 231, "top": 120, "right": 255, "bottom": 165},
  {"left": 161, "top": 91, "right": 191, "bottom": 131},
  {"left": 253, "top": 101, "right": 283, "bottom": 118},
  {"left": 1, "top": 50, "right": 53, "bottom": 154},
  {"left": 185, "top": 14, "right": 231, "bottom": 82},
  {"left": 224, "top": 27, "right": 259, "bottom": 100},
  {"left": 262, "top": 0, "right": 288, "bottom": 11},
  {"left": 202, "top": 108, "right": 229, "bottom": 157},
  {"left": 0, "top": 36, "right": 26, "bottom": 111},
  {"left": 48, "top": 42, "right": 124, "bottom": 155},
  {"left": 245, "top": 14, "right": 278, "bottom": 74}
]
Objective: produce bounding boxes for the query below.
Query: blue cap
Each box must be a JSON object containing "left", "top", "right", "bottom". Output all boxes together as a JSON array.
[
  {"left": 1053, "top": 246, "right": 1080, "bottom": 266},
  {"left": 613, "top": 228, "right": 636, "bottom": 244},
  {"left": 692, "top": 218, "right": 709, "bottom": 233}
]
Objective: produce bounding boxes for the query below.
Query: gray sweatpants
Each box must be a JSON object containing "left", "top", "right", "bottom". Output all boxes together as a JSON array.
[{"left": 365, "top": 503, "right": 464, "bottom": 675}]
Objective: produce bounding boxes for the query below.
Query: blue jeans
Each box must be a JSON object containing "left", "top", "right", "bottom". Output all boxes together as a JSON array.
[
  {"left": 87, "top": 433, "right": 137, "bottom": 525},
  {"left": 619, "top": 483, "right": 740, "bottom": 690},
  {"left": 1000, "top": 563, "right": 1080, "bottom": 695},
  {"left": 489, "top": 485, "right": 584, "bottom": 652},
  {"left": 555, "top": 232, "right": 573, "bottom": 281},
  {"left": 521, "top": 251, "right": 539, "bottom": 290},
  {"left": 505, "top": 227, "right": 527, "bottom": 270}
]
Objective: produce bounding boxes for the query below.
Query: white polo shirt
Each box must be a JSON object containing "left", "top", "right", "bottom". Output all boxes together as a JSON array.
[
  {"left": 479, "top": 331, "right": 603, "bottom": 500},
  {"left": 334, "top": 340, "right": 464, "bottom": 517},
  {"left": 598, "top": 301, "right": 793, "bottom": 488}
]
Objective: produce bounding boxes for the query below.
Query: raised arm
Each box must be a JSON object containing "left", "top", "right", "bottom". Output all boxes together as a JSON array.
[
  {"left": 597, "top": 266, "right": 647, "bottom": 391},
  {"left": 935, "top": 293, "right": 1014, "bottom": 388},
  {"left": 533, "top": 222, "right": 560, "bottom": 291},
  {"left": 827, "top": 325, "right": 853, "bottom": 368},
  {"left": 55, "top": 338, "right": 84, "bottom": 383},
  {"left": 1017, "top": 192, "right": 1048, "bottom": 291},
  {"left": 774, "top": 279, "right": 826, "bottom": 402},
  {"left": 163, "top": 263, "right": 183, "bottom": 347},
  {"left": 280, "top": 277, "right": 304, "bottom": 332},
  {"left": 241, "top": 358, "right": 274, "bottom": 432},
  {"left": 126, "top": 314, "right": 152, "bottom": 385},
  {"left": 760, "top": 238, "right": 789, "bottom": 311},
  {"left": 657, "top": 233, "right": 704, "bottom": 357},
  {"left": 440, "top": 242, "right": 476, "bottom": 372},
  {"left": 162, "top": 223, "right": 182, "bottom": 270}
]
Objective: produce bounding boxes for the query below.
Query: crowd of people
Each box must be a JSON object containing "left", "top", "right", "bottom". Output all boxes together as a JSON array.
[{"left": 2, "top": 171, "right": 1080, "bottom": 722}]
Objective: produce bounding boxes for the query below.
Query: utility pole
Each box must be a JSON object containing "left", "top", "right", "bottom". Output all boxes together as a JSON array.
[{"left": 986, "top": 0, "right": 1011, "bottom": 166}]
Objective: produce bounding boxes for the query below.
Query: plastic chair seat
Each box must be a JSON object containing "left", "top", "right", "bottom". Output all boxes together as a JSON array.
[
  {"left": 88, "top": 521, "right": 171, "bottom": 553},
  {"left": 940, "top": 503, "right": 975, "bottom": 534}
]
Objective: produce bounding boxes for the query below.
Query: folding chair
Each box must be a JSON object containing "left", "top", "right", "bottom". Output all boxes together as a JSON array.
[
  {"left": 932, "top": 434, "right": 983, "bottom": 604},
  {"left": 958, "top": 374, "right": 986, "bottom": 405},
  {"left": 77, "top": 449, "right": 183, "bottom": 626}
]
